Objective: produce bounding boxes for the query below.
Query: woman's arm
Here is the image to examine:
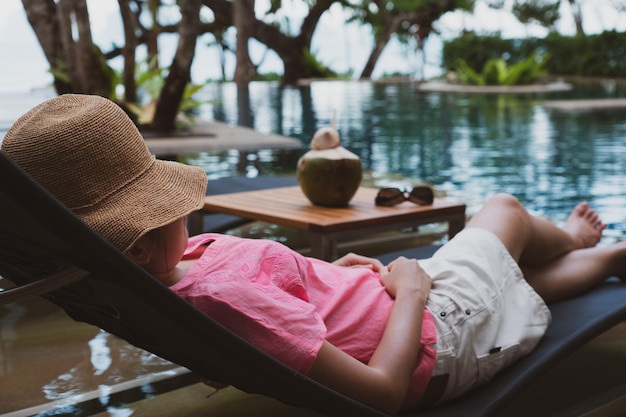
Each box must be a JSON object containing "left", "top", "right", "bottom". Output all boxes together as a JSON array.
[{"left": 307, "top": 257, "right": 432, "bottom": 415}]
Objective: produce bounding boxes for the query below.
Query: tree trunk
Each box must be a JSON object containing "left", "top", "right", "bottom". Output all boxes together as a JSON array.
[
  {"left": 359, "top": 18, "right": 401, "bottom": 79},
  {"left": 566, "top": 0, "right": 584, "bottom": 35},
  {"left": 204, "top": 0, "right": 336, "bottom": 85},
  {"left": 360, "top": 0, "right": 458, "bottom": 80},
  {"left": 22, "top": 0, "right": 110, "bottom": 96},
  {"left": 279, "top": 46, "right": 309, "bottom": 84},
  {"left": 146, "top": 0, "right": 161, "bottom": 69},
  {"left": 74, "top": 0, "right": 110, "bottom": 96},
  {"left": 234, "top": 0, "right": 256, "bottom": 86},
  {"left": 152, "top": 0, "right": 202, "bottom": 132},
  {"left": 21, "top": 0, "right": 71, "bottom": 93},
  {"left": 61, "top": 0, "right": 111, "bottom": 96},
  {"left": 56, "top": 0, "right": 79, "bottom": 88},
  {"left": 118, "top": 0, "right": 138, "bottom": 103}
]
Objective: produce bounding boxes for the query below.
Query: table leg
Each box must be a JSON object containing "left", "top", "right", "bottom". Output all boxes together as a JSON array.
[
  {"left": 309, "top": 233, "right": 334, "bottom": 261},
  {"left": 448, "top": 214, "right": 466, "bottom": 238}
]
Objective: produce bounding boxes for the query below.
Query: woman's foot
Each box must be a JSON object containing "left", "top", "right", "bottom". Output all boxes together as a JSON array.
[{"left": 564, "top": 202, "right": 605, "bottom": 249}]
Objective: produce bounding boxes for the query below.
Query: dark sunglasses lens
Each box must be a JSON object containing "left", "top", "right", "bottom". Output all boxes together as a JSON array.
[
  {"left": 409, "top": 186, "right": 434, "bottom": 205},
  {"left": 375, "top": 188, "right": 405, "bottom": 206}
]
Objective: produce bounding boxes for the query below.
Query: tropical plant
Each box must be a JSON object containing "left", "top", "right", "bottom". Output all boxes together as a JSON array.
[
  {"left": 444, "top": 31, "right": 626, "bottom": 79},
  {"left": 118, "top": 58, "right": 207, "bottom": 130},
  {"left": 452, "top": 51, "right": 550, "bottom": 85},
  {"left": 301, "top": 49, "right": 339, "bottom": 79}
]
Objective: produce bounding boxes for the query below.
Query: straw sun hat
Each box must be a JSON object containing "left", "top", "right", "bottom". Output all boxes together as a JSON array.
[{"left": 1, "top": 94, "right": 208, "bottom": 252}]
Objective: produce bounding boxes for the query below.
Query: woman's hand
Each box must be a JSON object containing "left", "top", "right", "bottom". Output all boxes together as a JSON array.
[
  {"left": 380, "top": 256, "right": 432, "bottom": 299},
  {"left": 332, "top": 252, "right": 385, "bottom": 273}
]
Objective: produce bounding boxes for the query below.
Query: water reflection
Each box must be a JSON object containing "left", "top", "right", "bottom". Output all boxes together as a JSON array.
[
  {"left": 0, "top": 294, "right": 179, "bottom": 415},
  {"left": 191, "top": 80, "right": 626, "bottom": 240}
]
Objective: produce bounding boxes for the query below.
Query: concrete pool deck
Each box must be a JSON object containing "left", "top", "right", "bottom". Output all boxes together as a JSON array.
[
  {"left": 142, "top": 120, "right": 302, "bottom": 157},
  {"left": 415, "top": 81, "right": 574, "bottom": 94},
  {"left": 543, "top": 98, "right": 626, "bottom": 111}
]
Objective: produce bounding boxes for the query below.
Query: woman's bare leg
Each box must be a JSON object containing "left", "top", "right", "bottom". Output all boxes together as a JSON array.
[
  {"left": 521, "top": 243, "right": 626, "bottom": 303},
  {"left": 466, "top": 193, "right": 622, "bottom": 303},
  {"left": 466, "top": 194, "right": 604, "bottom": 264}
]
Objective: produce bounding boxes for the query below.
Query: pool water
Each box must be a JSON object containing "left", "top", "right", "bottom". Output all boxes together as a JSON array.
[
  {"left": 3, "top": 81, "right": 626, "bottom": 238},
  {"left": 183, "top": 80, "right": 626, "bottom": 242}
]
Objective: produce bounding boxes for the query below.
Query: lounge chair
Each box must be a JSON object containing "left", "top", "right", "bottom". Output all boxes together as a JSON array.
[{"left": 1, "top": 151, "right": 625, "bottom": 416}]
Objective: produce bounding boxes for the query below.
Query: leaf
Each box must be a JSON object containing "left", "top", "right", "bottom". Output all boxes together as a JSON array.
[
  {"left": 483, "top": 59, "right": 508, "bottom": 85},
  {"left": 455, "top": 59, "right": 485, "bottom": 85}
]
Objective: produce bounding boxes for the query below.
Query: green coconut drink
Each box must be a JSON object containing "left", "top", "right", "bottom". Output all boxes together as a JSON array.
[{"left": 297, "top": 127, "right": 362, "bottom": 207}]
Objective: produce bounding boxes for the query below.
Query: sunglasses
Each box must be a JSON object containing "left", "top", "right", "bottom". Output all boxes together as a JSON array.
[{"left": 375, "top": 186, "right": 434, "bottom": 207}]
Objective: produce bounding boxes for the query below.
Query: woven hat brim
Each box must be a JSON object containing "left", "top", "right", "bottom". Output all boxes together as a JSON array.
[{"left": 76, "top": 158, "right": 208, "bottom": 252}]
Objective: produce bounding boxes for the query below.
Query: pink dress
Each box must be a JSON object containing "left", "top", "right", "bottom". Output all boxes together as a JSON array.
[{"left": 170, "top": 234, "right": 436, "bottom": 410}]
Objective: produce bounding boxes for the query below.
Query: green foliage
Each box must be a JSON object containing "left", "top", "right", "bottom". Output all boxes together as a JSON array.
[
  {"left": 135, "top": 56, "right": 165, "bottom": 98},
  {"left": 453, "top": 51, "right": 549, "bottom": 85},
  {"left": 117, "top": 57, "right": 208, "bottom": 129},
  {"left": 302, "top": 49, "right": 338, "bottom": 79},
  {"left": 394, "top": 0, "right": 444, "bottom": 14},
  {"left": 48, "top": 45, "right": 116, "bottom": 97},
  {"left": 454, "top": 59, "right": 485, "bottom": 85},
  {"left": 442, "top": 33, "right": 527, "bottom": 74},
  {"left": 509, "top": 51, "right": 550, "bottom": 84},
  {"left": 379, "top": 71, "right": 412, "bottom": 79},
  {"left": 484, "top": 0, "right": 506, "bottom": 8},
  {"left": 512, "top": 0, "right": 560, "bottom": 28},
  {"left": 254, "top": 72, "right": 283, "bottom": 82},
  {"left": 539, "top": 31, "right": 626, "bottom": 77},
  {"left": 443, "top": 31, "right": 626, "bottom": 79},
  {"left": 347, "top": 0, "right": 475, "bottom": 45},
  {"left": 96, "top": 45, "right": 118, "bottom": 98},
  {"left": 48, "top": 60, "right": 71, "bottom": 84},
  {"left": 482, "top": 58, "right": 507, "bottom": 84}
]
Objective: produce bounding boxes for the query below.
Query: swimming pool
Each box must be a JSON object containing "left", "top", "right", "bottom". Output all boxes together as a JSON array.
[
  {"left": 188, "top": 79, "right": 626, "bottom": 242},
  {"left": 2, "top": 81, "right": 626, "bottom": 238}
]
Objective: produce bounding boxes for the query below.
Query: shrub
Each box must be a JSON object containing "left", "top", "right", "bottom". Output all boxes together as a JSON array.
[
  {"left": 453, "top": 51, "right": 549, "bottom": 85},
  {"left": 443, "top": 31, "right": 626, "bottom": 79}
]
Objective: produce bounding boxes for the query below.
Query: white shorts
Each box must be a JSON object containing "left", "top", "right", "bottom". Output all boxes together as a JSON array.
[{"left": 420, "top": 228, "right": 552, "bottom": 402}]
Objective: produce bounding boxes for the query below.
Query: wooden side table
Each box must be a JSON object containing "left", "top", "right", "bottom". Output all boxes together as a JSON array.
[{"left": 190, "top": 186, "right": 466, "bottom": 260}]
